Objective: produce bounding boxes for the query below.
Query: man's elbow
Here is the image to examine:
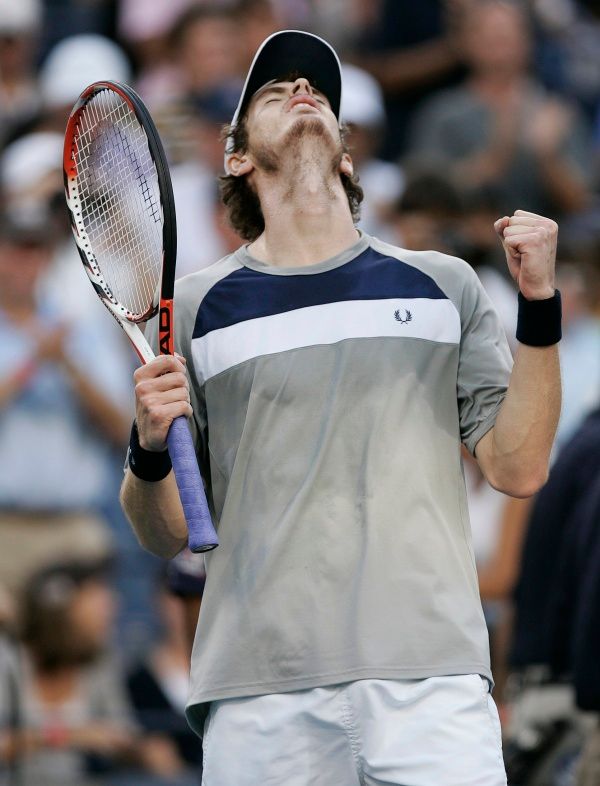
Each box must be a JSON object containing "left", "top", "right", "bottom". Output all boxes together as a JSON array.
[
  {"left": 125, "top": 510, "right": 187, "bottom": 559},
  {"left": 488, "top": 464, "right": 549, "bottom": 499},
  {"left": 119, "top": 486, "right": 186, "bottom": 560},
  {"left": 135, "top": 530, "right": 186, "bottom": 560}
]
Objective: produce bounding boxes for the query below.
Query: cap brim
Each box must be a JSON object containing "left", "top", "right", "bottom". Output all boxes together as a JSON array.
[{"left": 231, "top": 30, "right": 342, "bottom": 130}]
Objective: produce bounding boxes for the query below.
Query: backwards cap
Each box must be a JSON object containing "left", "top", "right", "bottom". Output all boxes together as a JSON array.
[{"left": 224, "top": 30, "right": 342, "bottom": 171}]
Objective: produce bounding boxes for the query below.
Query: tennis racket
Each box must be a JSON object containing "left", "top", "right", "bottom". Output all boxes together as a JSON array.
[{"left": 63, "top": 80, "right": 218, "bottom": 553}]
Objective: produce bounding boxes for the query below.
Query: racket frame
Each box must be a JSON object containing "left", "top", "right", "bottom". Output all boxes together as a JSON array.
[{"left": 63, "top": 80, "right": 218, "bottom": 553}]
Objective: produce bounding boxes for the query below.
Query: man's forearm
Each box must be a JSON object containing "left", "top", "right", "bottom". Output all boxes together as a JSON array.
[
  {"left": 476, "top": 343, "right": 560, "bottom": 497},
  {"left": 120, "top": 469, "right": 188, "bottom": 558}
]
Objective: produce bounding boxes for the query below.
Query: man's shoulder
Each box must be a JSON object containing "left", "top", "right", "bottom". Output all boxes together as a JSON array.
[
  {"left": 368, "top": 236, "right": 478, "bottom": 294},
  {"left": 366, "top": 236, "right": 486, "bottom": 321},
  {"left": 174, "top": 251, "right": 242, "bottom": 312}
]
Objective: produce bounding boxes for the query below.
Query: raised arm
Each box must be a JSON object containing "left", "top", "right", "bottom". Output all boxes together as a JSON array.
[
  {"left": 120, "top": 355, "right": 192, "bottom": 558},
  {"left": 475, "top": 211, "right": 561, "bottom": 497}
]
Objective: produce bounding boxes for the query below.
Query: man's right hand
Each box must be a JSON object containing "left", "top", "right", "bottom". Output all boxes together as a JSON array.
[{"left": 134, "top": 354, "right": 193, "bottom": 452}]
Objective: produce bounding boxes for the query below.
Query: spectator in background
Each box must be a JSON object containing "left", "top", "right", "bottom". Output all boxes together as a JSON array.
[
  {"left": 594, "top": 102, "right": 600, "bottom": 187},
  {"left": 0, "top": 0, "right": 41, "bottom": 148},
  {"left": 1, "top": 131, "right": 105, "bottom": 321},
  {"left": 554, "top": 261, "right": 600, "bottom": 449},
  {"left": 0, "top": 211, "right": 132, "bottom": 601},
  {"left": 171, "top": 5, "right": 242, "bottom": 102},
  {"left": 235, "top": 0, "right": 282, "bottom": 72},
  {"left": 127, "top": 569, "right": 203, "bottom": 772},
  {"left": 170, "top": 88, "right": 242, "bottom": 275},
  {"left": 0, "top": 131, "right": 63, "bottom": 234},
  {"left": 305, "top": 0, "right": 370, "bottom": 53},
  {"left": 9, "top": 33, "right": 182, "bottom": 667},
  {"left": 340, "top": 63, "right": 404, "bottom": 238},
  {"left": 0, "top": 560, "right": 182, "bottom": 785},
  {"left": 37, "top": 0, "right": 117, "bottom": 63},
  {"left": 410, "top": 0, "right": 592, "bottom": 219},
  {"left": 388, "top": 169, "right": 462, "bottom": 255},
  {"left": 353, "top": 0, "right": 466, "bottom": 160},
  {"left": 142, "top": 5, "right": 242, "bottom": 174},
  {"left": 570, "top": 464, "right": 600, "bottom": 786},
  {"left": 504, "top": 406, "right": 600, "bottom": 784},
  {"left": 11, "top": 56, "right": 137, "bottom": 376},
  {"left": 118, "top": 0, "right": 195, "bottom": 111},
  {"left": 37, "top": 33, "right": 131, "bottom": 136},
  {"left": 532, "top": 0, "right": 600, "bottom": 124}
]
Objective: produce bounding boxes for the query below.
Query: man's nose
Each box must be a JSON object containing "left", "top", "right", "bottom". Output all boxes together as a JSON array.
[{"left": 291, "top": 77, "right": 313, "bottom": 96}]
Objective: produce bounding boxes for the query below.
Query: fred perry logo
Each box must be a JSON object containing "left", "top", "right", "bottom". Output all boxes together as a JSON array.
[{"left": 394, "top": 309, "right": 412, "bottom": 324}]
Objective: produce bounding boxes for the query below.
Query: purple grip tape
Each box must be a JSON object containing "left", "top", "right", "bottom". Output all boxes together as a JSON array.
[{"left": 167, "top": 415, "right": 218, "bottom": 553}]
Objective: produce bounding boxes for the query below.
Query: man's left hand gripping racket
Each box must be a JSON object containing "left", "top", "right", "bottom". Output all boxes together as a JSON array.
[{"left": 63, "top": 80, "right": 218, "bottom": 553}]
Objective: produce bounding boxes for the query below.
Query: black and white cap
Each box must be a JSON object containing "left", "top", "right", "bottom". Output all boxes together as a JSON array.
[{"left": 224, "top": 30, "right": 343, "bottom": 171}]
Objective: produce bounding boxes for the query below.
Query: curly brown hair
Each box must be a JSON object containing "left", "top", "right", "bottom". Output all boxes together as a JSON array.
[{"left": 219, "top": 117, "right": 364, "bottom": 242}]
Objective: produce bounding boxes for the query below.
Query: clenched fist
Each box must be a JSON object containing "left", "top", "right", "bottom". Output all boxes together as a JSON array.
[
  {"left": 494, "top": 210, "right": 557, "bottom": 301},
  {"left": 134, "top": 354, "right": 193, "bottom": 451}
]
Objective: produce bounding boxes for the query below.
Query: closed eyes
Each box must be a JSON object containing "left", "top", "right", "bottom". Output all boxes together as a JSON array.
[{"left": 258, "top": 86, "right": 329, "bottom": 108}]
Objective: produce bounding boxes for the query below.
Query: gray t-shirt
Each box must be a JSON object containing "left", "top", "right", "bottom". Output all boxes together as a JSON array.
[{"left": 153, "top": 233, "right": 513, "bottom": 735}]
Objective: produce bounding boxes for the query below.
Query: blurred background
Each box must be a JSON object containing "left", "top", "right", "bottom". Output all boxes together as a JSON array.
[{"left": 0, "top": 1, "right": 599, "bottom": 784}]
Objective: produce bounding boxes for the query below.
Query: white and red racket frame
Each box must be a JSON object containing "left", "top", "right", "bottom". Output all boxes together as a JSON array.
[{"left": 63, "top": 80, "right": 218, "bottom": 553}]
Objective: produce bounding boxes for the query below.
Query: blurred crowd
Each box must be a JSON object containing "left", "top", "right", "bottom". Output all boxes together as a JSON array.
[{"left": 0, "top": 0, "right": 599, "bottom": 784}]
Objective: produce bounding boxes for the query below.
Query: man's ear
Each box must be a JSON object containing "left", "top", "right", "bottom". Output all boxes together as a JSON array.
[
  {"left": 339, "top": 153, "right": 354, "bottom": 177},
  {"left": 227, "top": 153, "right": 254, "bottom": 177}
]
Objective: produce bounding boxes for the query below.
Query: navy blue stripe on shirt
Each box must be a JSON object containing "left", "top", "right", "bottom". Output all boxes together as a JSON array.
[{"left": 193, "top": 248, "right": 447, "bottom": 339}]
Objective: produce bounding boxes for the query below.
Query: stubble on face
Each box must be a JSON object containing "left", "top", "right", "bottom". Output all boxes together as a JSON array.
[
  {"left": 249, "top": 117, "right": 343, "bottom": 208},
  {"left": 248, "top": 117, "right": 343, "bottom": 177}
]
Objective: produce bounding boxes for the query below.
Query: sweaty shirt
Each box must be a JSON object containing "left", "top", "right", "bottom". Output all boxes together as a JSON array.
[{"left": 151, "top": 233, "right": 513, "bottom": 734}]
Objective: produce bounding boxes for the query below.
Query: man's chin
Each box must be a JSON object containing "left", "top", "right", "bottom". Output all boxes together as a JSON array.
[
  {"left": 250, "top": 116, "right": 341, "bottom": 174},
  {"left": 284, "top": 115, "right": 332, "bottom": 145}
]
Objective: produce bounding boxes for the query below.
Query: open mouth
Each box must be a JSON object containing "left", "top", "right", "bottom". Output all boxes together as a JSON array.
[{"left": 287, "top": 95, "right": 320, "bottom": 112}]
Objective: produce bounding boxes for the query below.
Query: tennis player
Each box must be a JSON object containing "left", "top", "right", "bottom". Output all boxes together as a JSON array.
[{"left": 121, "top": 31, "right": 561, "bottom": 785}]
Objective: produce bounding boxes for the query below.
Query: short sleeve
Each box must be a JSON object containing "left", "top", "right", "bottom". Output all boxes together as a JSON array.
[{"left": 458, "top": 268, "right": 513, "bottom": 455}]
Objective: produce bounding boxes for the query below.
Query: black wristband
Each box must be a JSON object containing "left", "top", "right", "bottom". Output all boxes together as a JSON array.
[
  {"left": 128, "top": 421, "right": 172, "bottom": 482},
  {"left": 516, "top": 289, "right": 562, "bottom": 347}
]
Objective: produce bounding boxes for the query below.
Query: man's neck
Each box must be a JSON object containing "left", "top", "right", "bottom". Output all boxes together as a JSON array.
[{"left": 247, "top": 147, "right": 359, "bottom": 267}]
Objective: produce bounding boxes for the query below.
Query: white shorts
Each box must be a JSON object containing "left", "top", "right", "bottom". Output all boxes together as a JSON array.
[{"left": 201, "top": 674, "right": 507, "bottom": 785}]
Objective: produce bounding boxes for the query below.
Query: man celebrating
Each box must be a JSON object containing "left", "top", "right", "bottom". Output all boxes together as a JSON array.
[{"left": 121, "top": 31, "right": 561, "bottom": 786}]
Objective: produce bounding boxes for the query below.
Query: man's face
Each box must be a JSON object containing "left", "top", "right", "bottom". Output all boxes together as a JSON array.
[{"left": 243, "top": 76, "right": 342, "bottom": 166}]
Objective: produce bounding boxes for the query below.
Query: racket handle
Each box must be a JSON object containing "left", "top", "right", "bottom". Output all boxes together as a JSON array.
[{"left": 167, "top": 416, "right": 219, "bottom": 553}]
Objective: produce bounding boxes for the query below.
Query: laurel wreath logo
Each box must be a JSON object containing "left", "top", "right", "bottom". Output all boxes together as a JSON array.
[{"left": 394, "top": 309, "right": 412, "bottom": 324}]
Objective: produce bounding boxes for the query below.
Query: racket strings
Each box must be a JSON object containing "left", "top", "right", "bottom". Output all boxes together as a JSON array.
[{"left": 73, "top": 89, "right": 163, "bottom": 317}]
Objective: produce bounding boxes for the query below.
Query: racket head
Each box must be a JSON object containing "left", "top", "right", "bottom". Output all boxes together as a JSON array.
[{"left": 63, "top": 81, "right": 177, "bottom": 340}]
